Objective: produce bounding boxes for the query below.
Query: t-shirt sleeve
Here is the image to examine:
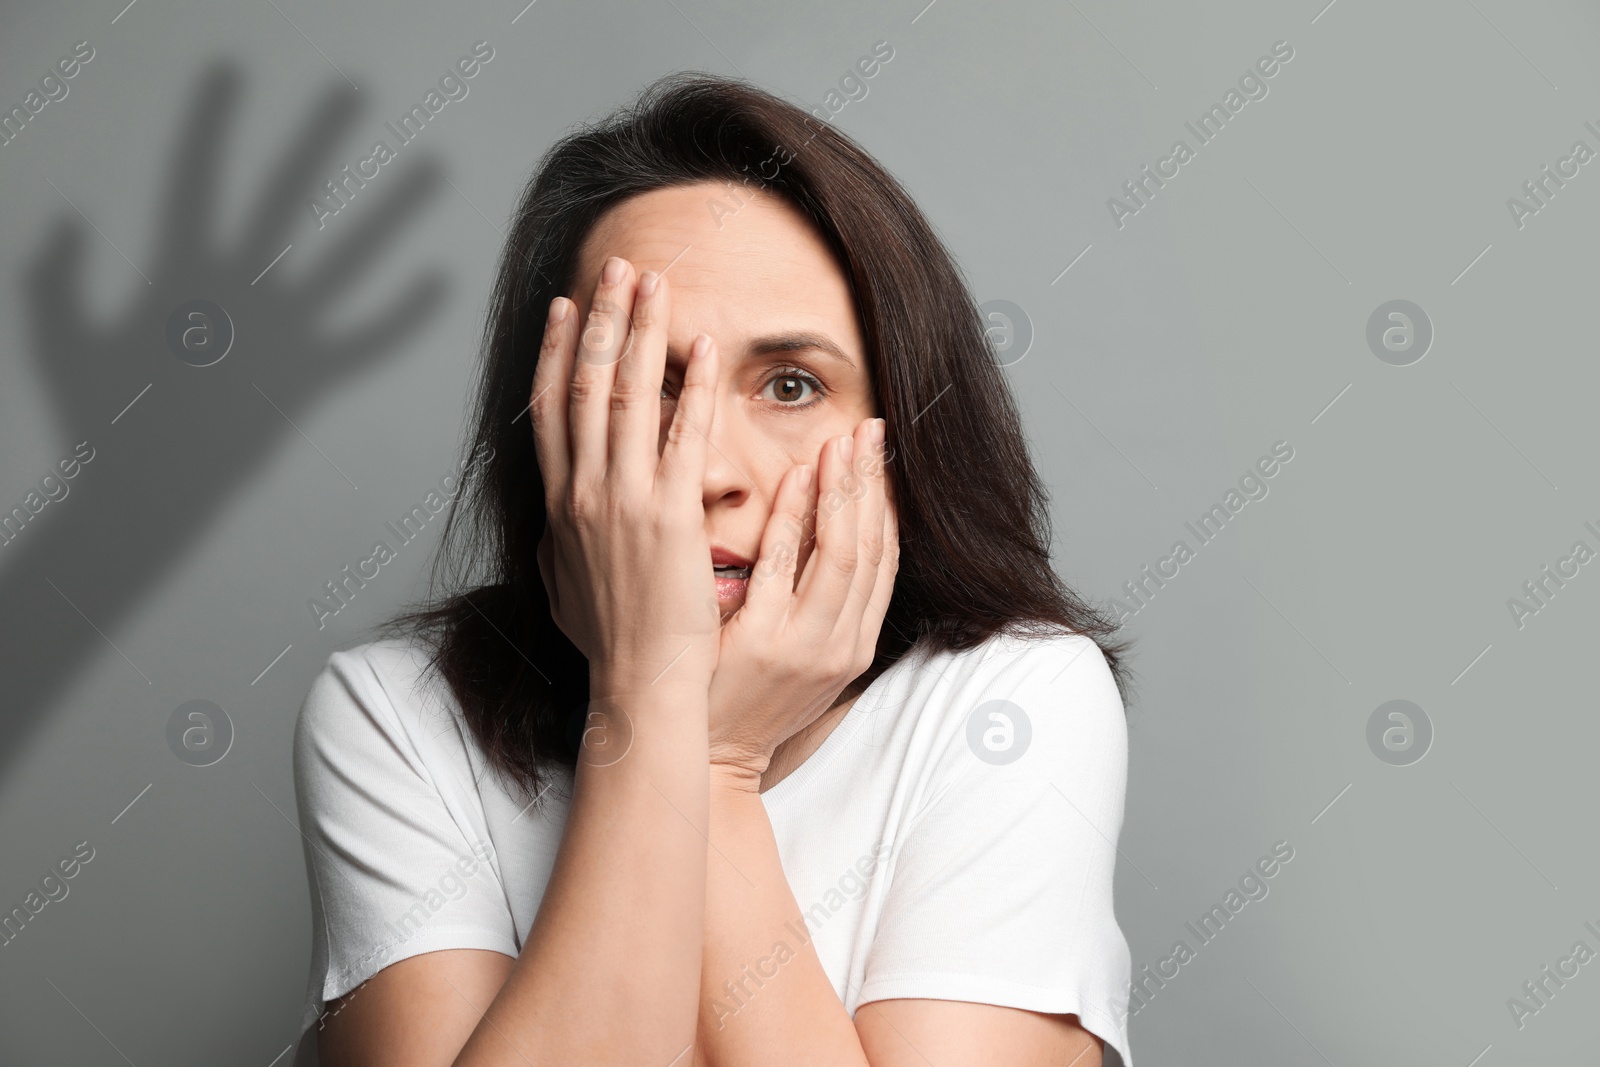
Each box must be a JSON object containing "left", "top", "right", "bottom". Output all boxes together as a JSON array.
[
  {"left": 856, "top": 632, "right": 1135, "bottom": 1066},
  {"left": 292, "top": 645, "right": 520, "bottom": 1035}
]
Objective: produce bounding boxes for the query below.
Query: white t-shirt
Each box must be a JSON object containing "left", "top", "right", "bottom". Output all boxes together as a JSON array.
[{"left": 290, "top": 625, "right": 1134, "bottom": 1065}]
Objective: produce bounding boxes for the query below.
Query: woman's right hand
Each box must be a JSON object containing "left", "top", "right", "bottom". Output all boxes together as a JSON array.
[{"left": 531, "top": 255, "right": 722, "bottom": 696}]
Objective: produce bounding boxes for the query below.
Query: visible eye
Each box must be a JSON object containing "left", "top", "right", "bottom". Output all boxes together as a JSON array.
[{"left": 762, "top": 367, "right": 824, "bottom": 408}]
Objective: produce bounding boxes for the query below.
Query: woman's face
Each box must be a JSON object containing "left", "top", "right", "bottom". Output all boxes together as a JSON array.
[{"left": 567, "top": 180, "right": 879, "bottom": 617}]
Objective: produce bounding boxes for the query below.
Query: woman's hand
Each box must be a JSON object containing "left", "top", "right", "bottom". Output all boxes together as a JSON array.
[
  {"left": 531, "top": 256, "right": 722, "bottom": 695},
  {"left": 705, "top": 416, "right": 898, "bottom": 779}
]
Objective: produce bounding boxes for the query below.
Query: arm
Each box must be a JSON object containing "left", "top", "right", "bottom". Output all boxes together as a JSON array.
[
  {"left": 695, "top": 764, "right": 869, "bottom": 1065},
  {"left": 696, "top": 769, "right": 1105, "bottom": 1067},
  {"left": 321, "top": 678, "right": 711, "bottom": 1067},
  {"left": 856, "top": 635, "right": 1134, "bottom": 1067},
  {"left": 857, "top": 1000, "right": 1103, "bottom": 1067},
  {"left": 692, "top": 418, "right": 1127, "bottom": 1063},
  {"left": 321, "top": 257, "right": 725, "bottom": 1065}
]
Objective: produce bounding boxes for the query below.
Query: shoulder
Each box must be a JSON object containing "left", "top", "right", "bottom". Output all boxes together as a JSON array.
[
  {"left": 900, "top": 626, "right": 1127, "bottom": 791},
  {"left": 916, "top": 626, "right": 1125, "bottom": 734},
  {"left": 977, "top": 625, "right": 1120, "bottom": 691},
  {"left": 293, "top": 635, "right": 460, "bottom": 785}
]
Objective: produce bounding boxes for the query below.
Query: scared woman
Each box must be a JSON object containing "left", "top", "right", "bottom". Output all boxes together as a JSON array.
[{"left": 292, "top": 70, "right": 1138, "bottom": 1067}]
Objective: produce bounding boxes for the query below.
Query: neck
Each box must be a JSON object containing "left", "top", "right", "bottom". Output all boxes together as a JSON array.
[{"left": 758, "top": 683, "right": 866, "bottom": 794}]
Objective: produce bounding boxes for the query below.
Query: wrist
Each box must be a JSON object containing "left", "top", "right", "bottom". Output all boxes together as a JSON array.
[
  {"left": 576, "top": 674, "right": 710, "bottom": 770},
  {"left": 589, "top": 663, "right": 711, "bottom": 704},
  {"left": 708, "top": 759, "right": 766, "bottom": 795}
]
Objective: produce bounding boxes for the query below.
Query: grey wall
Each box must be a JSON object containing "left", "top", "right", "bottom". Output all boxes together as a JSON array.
[{"left": 2, "top": 0, "right": 1597, "bottom": 1063}]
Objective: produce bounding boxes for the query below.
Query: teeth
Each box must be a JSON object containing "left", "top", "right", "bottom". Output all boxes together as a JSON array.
[{"left": 713, "top": 565, "right": 751, "bottom": 579}]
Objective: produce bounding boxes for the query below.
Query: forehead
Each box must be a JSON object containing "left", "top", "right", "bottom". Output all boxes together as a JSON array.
[{"left": 572, "top": 181, "right": 863, "bottom": 351}]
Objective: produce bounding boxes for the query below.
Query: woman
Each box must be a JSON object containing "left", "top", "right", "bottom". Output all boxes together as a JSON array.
[{"left": 292, "top": 71, "right": 1138, "bottom": 1067}]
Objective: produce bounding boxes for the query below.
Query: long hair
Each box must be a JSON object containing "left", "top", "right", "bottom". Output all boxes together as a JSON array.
[{"left": 380, "top": 71, "right": 1136, "bottom": 804}]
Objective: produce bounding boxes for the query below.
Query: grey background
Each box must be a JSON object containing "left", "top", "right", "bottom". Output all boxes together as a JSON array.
[{"left": 1, "top": 0, "right": 1596, "bottom": 1063}]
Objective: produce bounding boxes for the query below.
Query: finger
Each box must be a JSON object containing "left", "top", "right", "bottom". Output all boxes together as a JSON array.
[
  {"left": 859, "top": 423, "right": 899, "bottom": 641},
  {"left": 746, "top": 463, "right": 814, "bottom": 618},
  {"left": 240, "top": 81, "right": 361, "bottom": 255},
  {"left": 847, "top": 418, "right": 887, "bottom": 635},
  {"left": 323, "top": 269, "right": 449, "bottom": 373},
  {"left": 156, "top": 63, "right": 237, "bottom": 275},
  {"left": 795, "top": 433, "right": 861, "bottom": 629},
  {"left": 609, "top": 267, "right": 670, "bottom": 479},
  {"left": 571, "top": 256, "right": 636, "bottom": 487},
  {"left": 529, "top": 295, "right": 577, "bottom": 498},
  {"left": 299, "top": 158, "right": 443, "bottom": 305},
  {"left": 656, "top": 333, "right": 716, "bottom": 497},
  {"left": 25, "top": 216, "right": 93, "bottom": 364},
  {"left": 852, "top": 419, "right": 887, "bottom": 587}
]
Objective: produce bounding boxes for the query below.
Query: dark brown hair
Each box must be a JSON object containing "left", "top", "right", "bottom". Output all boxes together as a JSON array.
[{"left": 380, "top": 71, "right": 1135, "bottom": 802}]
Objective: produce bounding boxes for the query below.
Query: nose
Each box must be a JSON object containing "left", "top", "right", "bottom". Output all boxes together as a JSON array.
[{"left": 698, "top": 393, "right": 755, "bottom": 511}]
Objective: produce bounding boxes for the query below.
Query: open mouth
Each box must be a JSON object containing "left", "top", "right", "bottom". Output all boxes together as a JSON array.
[
  {"left": 710, "top": 546, "right": 753, "bottom": 583},
  {"left": 711, "top": 548, "right": 753, "bottom": 602}
]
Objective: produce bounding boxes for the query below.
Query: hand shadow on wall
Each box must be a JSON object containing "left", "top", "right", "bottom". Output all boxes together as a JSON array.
[{"left": 0, "top": 61, "right": 448, "bottom": 779}]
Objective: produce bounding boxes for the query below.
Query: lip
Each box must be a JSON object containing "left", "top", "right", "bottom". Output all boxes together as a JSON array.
[{"left": 710, "top": 545, "right": 754, "bottom": 569}]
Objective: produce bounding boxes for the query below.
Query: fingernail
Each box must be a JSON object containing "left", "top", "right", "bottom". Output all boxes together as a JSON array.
[
  {"left": 602, "top": 256, "right": 626, "bottom": 285},
  {"left": 839, "top": 435, "right": 854, "bottom": 463},
  {"left": 869, "top": 418, "right": 885, "bottom": 447},
  {"left": 799, "top": 464, "right": 814, "bottom": 490},
  {"left": 637, "top": 270, "right": 658, "bottom": 297},
  {"left": 549, "top": 297, "right": 569, "bottom": 324}
]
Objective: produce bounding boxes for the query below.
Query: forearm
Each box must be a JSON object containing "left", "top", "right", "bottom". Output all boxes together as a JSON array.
[
  {"left": 696, "top": 766, "right": 870, "bottom": 1067},
  {"left": 455, "top": 679, "right": 711, "bottom": 1067}
]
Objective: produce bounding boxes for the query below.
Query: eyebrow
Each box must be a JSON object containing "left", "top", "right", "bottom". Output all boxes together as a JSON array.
[{"left": 667, "top": 331, "right": 859, "bottom": 372}]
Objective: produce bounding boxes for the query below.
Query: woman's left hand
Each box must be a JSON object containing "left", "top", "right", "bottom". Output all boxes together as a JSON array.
[{"left": 706, "top": 416, "right": 898, "bottom": 782}]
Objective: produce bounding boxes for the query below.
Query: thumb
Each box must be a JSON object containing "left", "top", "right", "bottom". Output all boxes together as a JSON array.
[{"left": 27, "top": 215, "right": 92, "bottom": 352}]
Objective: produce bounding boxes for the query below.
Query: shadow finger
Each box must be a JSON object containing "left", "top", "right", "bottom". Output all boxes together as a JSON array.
[
  {"left": 238, "top": 79, "right": 362, "bottom": 260},
  {"left": 297, "top": 154, "right": 445, "bottom": 308}
]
